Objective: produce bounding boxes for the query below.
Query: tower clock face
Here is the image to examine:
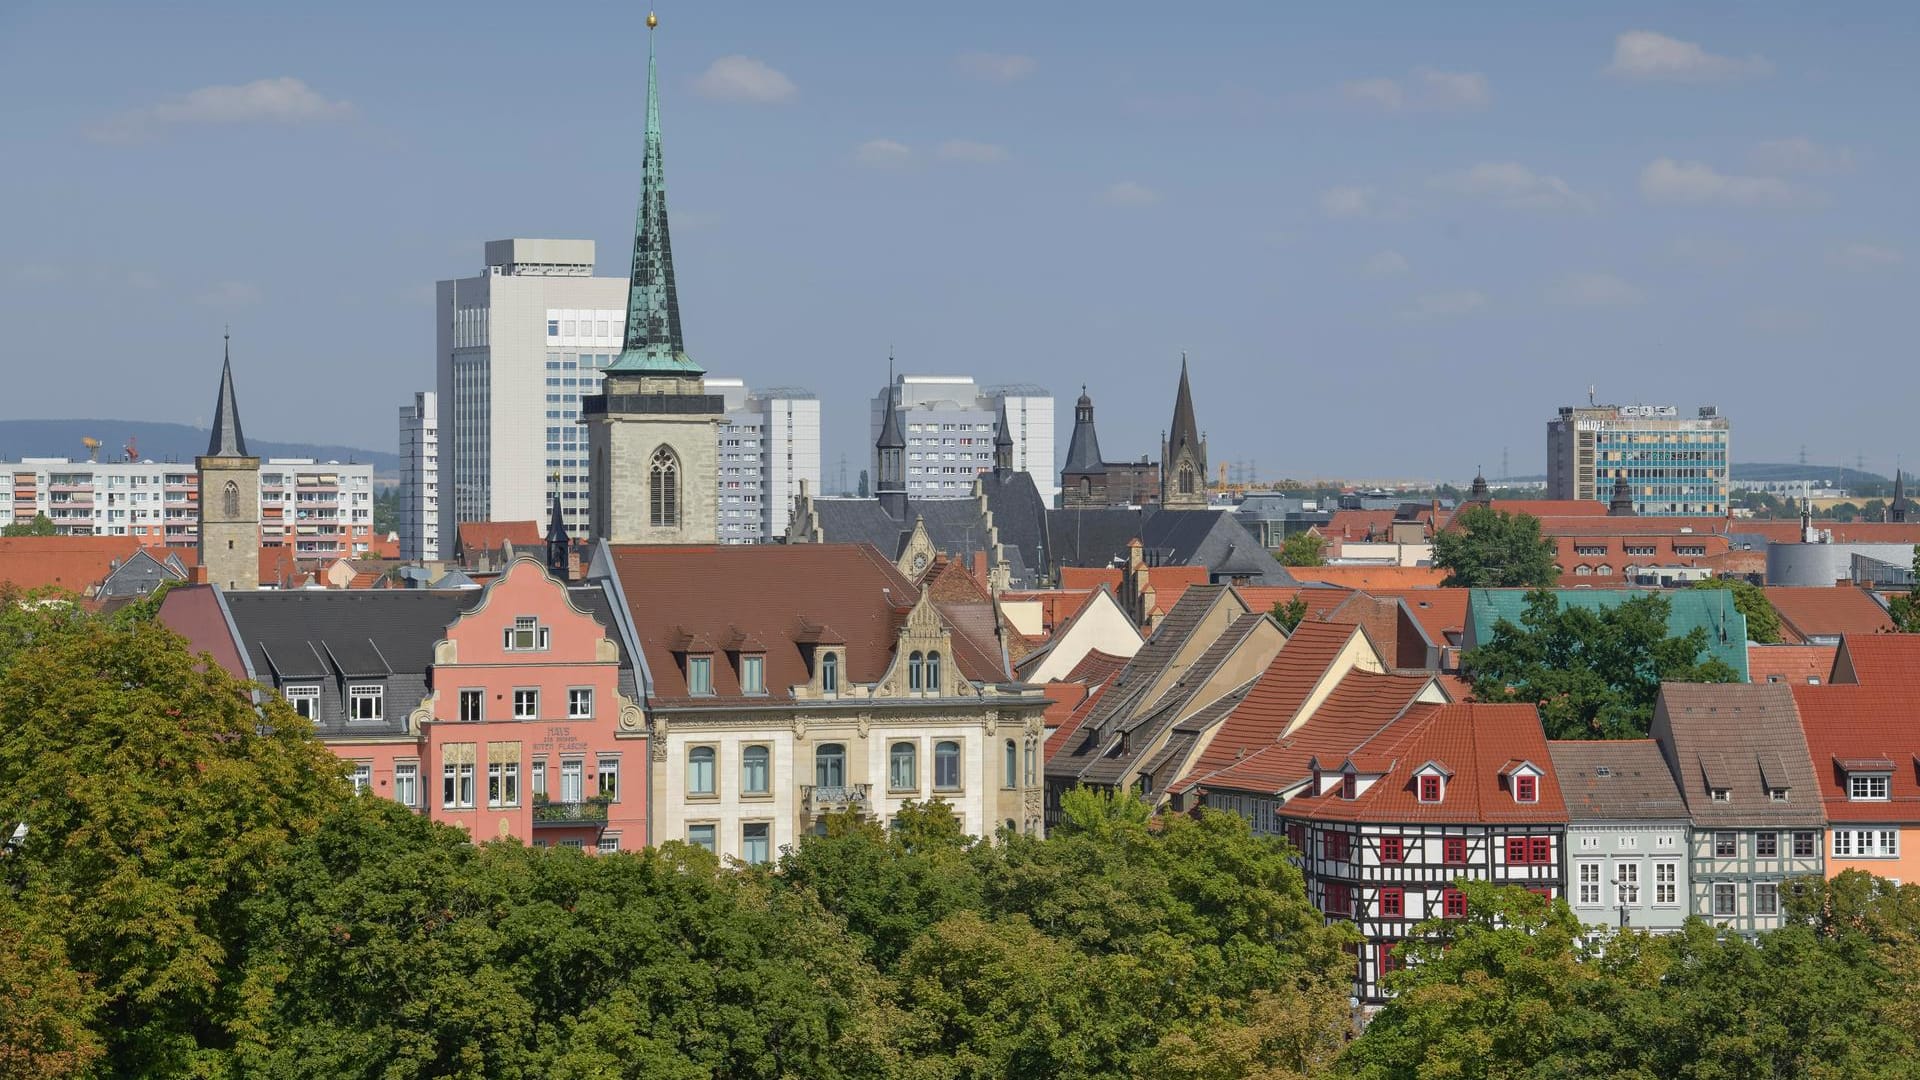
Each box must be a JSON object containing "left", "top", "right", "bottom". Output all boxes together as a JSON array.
[{"left": 912, "top": 552, "right": 928, "bottom": 572}]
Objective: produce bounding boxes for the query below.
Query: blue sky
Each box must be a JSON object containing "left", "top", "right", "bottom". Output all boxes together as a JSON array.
[{"left": 1, "top": 1, "right": 1913, "bottom": 482}]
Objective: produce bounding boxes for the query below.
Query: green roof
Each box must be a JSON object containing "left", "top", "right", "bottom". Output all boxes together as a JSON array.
[{"left": 1465, "top": 588, "right": 1749, "bottom": 679}]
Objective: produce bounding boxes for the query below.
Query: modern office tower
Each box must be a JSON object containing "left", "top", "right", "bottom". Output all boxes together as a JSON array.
[
  {"left": 435, "top": 238, "right": 626, "bottom": 545},
  {"left": 868, "top": 375, "right": 1056, "bottom": 502},
  {"left": 398, "top": 391, "right": 440, "bottom": 561},
  {"left": 1546, "top": 402, "right": 1731, "bottom": 516},
  {"left": 707, "top": 378, "right": 821, "bottom": 544}
]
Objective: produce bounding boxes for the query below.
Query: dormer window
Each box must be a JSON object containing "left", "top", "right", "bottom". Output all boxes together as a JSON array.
[
  {"left": 504, "top": 616, "right": 549, "bottom": 652},
  {"left": 1710, "top": 787, "right": 1731, "bottom": 803},
  {"left": 1850, "top": 774, "right": 1891, "bottom": 801},
  {"left": 1515, "top": 774, "right": 1538, "bottom": 803},
  {"left": 1768, "top": 787, "right": 1789, "bottom": 803},
  {"left": 1341, "top": 773, "right": 1357, "bottom": 800},
  {"left": 740, "top": 654, "right": 765, "bottom": 695},
  {"left": 820, "top": 651, "right": 840, "bottom": 694},
  {"left": 687, "top": 655, "right": 713, "bottom": 696},
  {"left": 925, "top": 651, "right": 941, "bottom": 693},
  {"left": 908, "top": 651, "right": 925, "bottom": 692},
  {"left": 283, "top": 684, "right": 319, "bottom": 720},
  {"left": 1418, "top": 775, "right": 1443, "bottom": 803},
  {"left": 347, "top": 683, "right": 384, "bottom": 722}
]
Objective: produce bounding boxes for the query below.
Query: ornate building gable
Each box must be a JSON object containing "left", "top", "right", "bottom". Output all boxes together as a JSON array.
[
  {"left": 897, "top": 515, "right": 938, "bottom": 579},
  {"left": 873, "top": 586, "right": 982, "bottom": 700}
]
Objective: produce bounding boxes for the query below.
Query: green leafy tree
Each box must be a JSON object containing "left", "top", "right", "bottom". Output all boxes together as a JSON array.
[
  {"left": 371, "top": 485, "right": 397, "bottom": 535},
  {"left": 1, "top": 513, "right": 57, "bottom": 537},
  {"left": 1890, "top": 546, "right": 1920, "bottom": 632},
  {"left": 0, "top": 900, "right": 105, "bottom": 1079},
  {"left": 1278, "top": 532, "right": 1327, "bottom": 567},
  {"left": 1462, "top": 589, "right": 1740, "bottom": 739},
  {"left": 1691, "top": 576, "right": 1782, "bottom": 644},
  {"left": 1272, "top": 595, "right": 1309, "bottom": 633},
  {"left": 1433, "top": 505, "right": 1559, "bottom": 588}
]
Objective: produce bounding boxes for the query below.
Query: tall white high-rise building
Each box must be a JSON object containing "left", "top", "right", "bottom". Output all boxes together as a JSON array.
[
  {"left": 398, "top": 391, "right": 440, "bottom": 560},
  {"left": 868, "top": 375, "right": 1055, "bottom": 503},
  {"left": 436, "top": 239, "right": 627, "bottom": 545},
  {"left": 706, "top": 379, "right": 821, "bottom": 544}
]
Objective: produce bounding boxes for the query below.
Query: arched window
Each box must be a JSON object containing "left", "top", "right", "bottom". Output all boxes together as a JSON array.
[
  {"left": 815, "top": 743, "right": 846, "bottom": 788},
  {"left": 889, "top": 741, "right": 917, "bottom": 791},
  {"left": 222, "top": 480, "right": 240, "bottom": 517},
  {"left": 649, "top": 446, "right": 679, "bottom": 527},
  {"left": 1595, "top": 563, "right": 1613, "bottom": 577},
  {"left": 687, "top": 746, "right": 715, "bottom": 795},
  {"left": 907, "top": 651, "right": 924, "bottom": 691},
  {"left": 1080, "top": 476, "right": 1092, "bottom": 498},
  {"left": 741, "top": 745, "right": 769, "bottom": 794},
  {"left": 1179, "top": 465, "right": 1195, "bottom": 495},
  {"left": 934, "top": 740, "right": 961, "bottom": 791},
  {"left": 820, "top": 651, "right": 839, "bottom": 694},
  {"left": 1574, "top": 564, "right": 1592, "bottom": 576},
  {"left": 1004, "top": 739, "right": 1018, "bottom": 788},
  {"left": 925, "top": 651, "right": 941, "bottom": 692}
]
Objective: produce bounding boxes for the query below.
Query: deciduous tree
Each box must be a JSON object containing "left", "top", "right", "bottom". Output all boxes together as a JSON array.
[{"left": 1432, "top": 505, "right": 1558, "bottom": 588}]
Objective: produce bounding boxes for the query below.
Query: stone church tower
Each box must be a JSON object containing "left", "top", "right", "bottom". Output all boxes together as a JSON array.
[
  {"left": 586, "top": 15, "right": 721, "bottom": 545},
  {"left": 1160, "top": 355, "right": 1209, "bottom": 509},
  {"left": 197, "top": 333, "right": 260, "bottom": 590}
]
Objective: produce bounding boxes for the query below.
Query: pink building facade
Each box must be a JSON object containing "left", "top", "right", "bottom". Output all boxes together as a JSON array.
[{"left": 160, "top": 557, "right": 648, "bottom": 851}]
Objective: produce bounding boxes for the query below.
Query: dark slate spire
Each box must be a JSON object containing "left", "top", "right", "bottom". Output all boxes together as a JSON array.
[
  {"left": 1893, "top": 469, "right": 1908, "bottom": 524},
  {"left": 1468, "top": 467, "right": 1490, "bottom": 504},
  {"left": 876, "top": 378, "right": 908, "bottom": 521},
  {"left": 607, "top": 14, "right": 699, "bottom": 375},
  {"left": 1167, "top": 354, "right": 1201, "bottom": 463},
  {"left": 205, "top": 330, "right": 249, "bottom": 458},
  {"left": 1061, "top": 385, "right": 1106, "bottom": 475},
  {"left": 1608, "top": 471, "right": 1635, "bottom": 516},
  {"left": 546, "top": 491, "right": 571, "bottom": 579},
  {"left": 993, "top": 396, "right": 1015, "bottom": 476}
]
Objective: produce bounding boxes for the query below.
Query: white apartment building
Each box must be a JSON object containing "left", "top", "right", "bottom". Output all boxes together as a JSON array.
[
  {"left": 707, "top": 378, "right": 821, "bottom": 543},
  {"left": 869, "top": 376, "right": 1055, "bottom": 503},
  {"left": 398, "top": 391, "right": 440, "bottom": 561},
  {"left": 5, "top": 457, "right": 373, "bottom": 557}
]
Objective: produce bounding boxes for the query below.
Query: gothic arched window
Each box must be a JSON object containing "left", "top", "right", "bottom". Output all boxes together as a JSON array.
[
  {"left": 1178, "top": 465, "right": 1195, "bottom": 495},
  {"left": 222, "top": 480, "right": 240, "bottom": 517},
  {"left": 1080, "top": 476, "right": 1092, "bottom": 498},
  {"left": 649, "top": 446, "right": 679, "bottom": 527},
  {"left": 907, "top": 651, "right": 924, "bottom": 691}
]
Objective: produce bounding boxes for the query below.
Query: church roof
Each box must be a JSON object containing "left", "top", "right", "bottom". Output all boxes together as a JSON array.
[
  {"left": 1061, "top": 387, "right": 1106, "bottom": 475},
  {"left": 1048, "top": 507, "right": 1295, "bottom": 585},
  {"left": 205, "top": 334, "right": 249, "bottom": 458},
  {"left": 606, "top": 20, "right": 699, "bottom": 376},
  {"left": 1167, "top": 355, "right": 1201, "bottom": 460}
]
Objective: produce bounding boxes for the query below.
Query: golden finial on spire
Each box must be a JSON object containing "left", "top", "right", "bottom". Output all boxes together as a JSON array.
[{"left": 647, "top": 11, "right": 657, "bottom": 28}]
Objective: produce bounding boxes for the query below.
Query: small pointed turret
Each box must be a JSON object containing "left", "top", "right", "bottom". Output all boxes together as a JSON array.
[
  {"left": 992, "top": 397, "right": 1015, "bottom": 477},
  {"left": 1469, "top": 467, "right": 1491, "bottom": 505},
  {"left": 1608, "top": 471, "right": 1635, "bottom": 516},
  {"left": 207, "top": 330, "right": 249, "bottom": 458},
  {"left": 876, "top": 377, "right": 908, "bottom": 521},
  {"left": 1893, "top": 469, "right": 1908, "bottom": 524},
  {"left": 545, "top": 491, "right": 571, "bottom": 580}
]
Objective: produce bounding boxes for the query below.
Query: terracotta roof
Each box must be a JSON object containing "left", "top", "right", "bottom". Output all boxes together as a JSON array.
[
  {"left": 1834, "top": 635, "right": 1920, "bottom": 687},
  {"left": 1550, "top": 534, "right": 1730, "bottom": 586},
  {"left": 604, "top": 544, "right": 1006, "bottom": 703},
  {"left": 1547, "top": 739, "right": 1687, "bottom": 821},
  {"left": 1748, "top": 644, "right": 1838, "bottom": 685},
  {"left": 1793, "top": 682, "right": 1920, "bottom": 823},
  {"left": 456, "top": 520, "right": 542, "bottom": 556},
  {"left": 1287, "top": 566, "right": 1450, "bottom": 590},
  {"left": 1171, "top": 621, "right": 1369, "bottom": 790},
  {"left": 1044, "top": 680, "right": 1110, "bottom": 762},
  {"left": 1290, "top": 702, "right": 1566, "bottom": 824},
  {"left": 1741, "top": 521, "right": 1920, "bottom": 545},
  {"left": 1764, "top": 586, "right": 1893, "bottom": 642},
  {"left": 1322, "top": 509, "right": 1399, "bottom": 541},
  {"left": 1526, "top": 515, "right": 1734, "bottom": 537},
  {"left": 1185, "top": 667, "right": 1437, "bottom": 796},
  {"left": 0, "top": 535, "right": 144, "bottom": 596},
  {"left": 1064, "top": 647, "right": 1132, "bottom": 686},
  {"left": 1651, "top": 682, "right": 1824, "bottom": 826},
  {"left": 998, "top": 588, "right": 1097, "bottom": 634},
  {"left": 1236, "top": 585, "right": 1353, "bottom": 622},
  {"left": 1488, "top": 499, "right": 1609, "bottom": 518},
  {"left": 1364, "top": 588, "right": 1471, "bottom": 646}
]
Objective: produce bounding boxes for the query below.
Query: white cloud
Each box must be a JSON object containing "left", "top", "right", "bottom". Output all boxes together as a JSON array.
[
  {"left": 935, "top": 139, "right": 1008, "bottom": 163},
  {"left": 196, "top": 280, "right": 263, "bottom": 308},
  {"left": 1432, "top": 162, "right": 1594, "bottom": 212},
  {"left": 1606, "top": 30, "right": 1771, "bottom": 83},
  {"left": 1399, "top": 290, "right": 1487, "bottom": 320},
  {"left": 854, "top": 138, "right": 912, "bottom": 168},
  {"left": 1639, "top": 158, "right": 1809, "bottom": 208},
  {"left": 1829, "top": 243, "right": 1905, "bottom": 270},
  {"left": 1362, "top": 250, "right": 1410, "bottom": 277},
  {"left": 1319, "top": 185, "right": 1375, "bottom": 219},
  {"left": 89, "top": 77, "right": 352, "bottom": 143},
  {"left": 1338, "top": 68, "right": 1489, "bottom": 112},
  {"left": 1548, "top": 272, "right": 1646, "bottom": 308},
  {"left": 955, "top": 52, "right": 1036, "bottom": 83},
  {"left": 1667, "top": 236, "right": 1745, "bottom": 266},
  {"left": 693, "top": 56, "right": 796, "bottom": 104},
  {"left": 1100, "top": 181, "right": 1159, "bottom": 207},
  {"left": 1750, "top": 136, "right": 1854, "bottom": 175}
]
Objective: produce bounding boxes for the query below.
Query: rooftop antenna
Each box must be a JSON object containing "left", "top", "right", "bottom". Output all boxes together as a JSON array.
[{"left": 1587, "top": 385, "right": 1596, "bottom": 407}]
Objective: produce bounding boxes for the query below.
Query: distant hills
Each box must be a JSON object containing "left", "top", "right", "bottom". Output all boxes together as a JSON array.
[
  {"left": 0, "top": 420, "right": 397, "bottom": 476},
  {"left": 1731, "top": 463, "right": 1888, "bottom": 487}
]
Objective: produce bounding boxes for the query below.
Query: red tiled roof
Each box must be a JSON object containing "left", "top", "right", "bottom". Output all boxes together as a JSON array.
[
  {"left": 1064, "top": 647, "right": 1131, "bottom": 686},
  {"left": 1289, "top": 566, "right": 1450, "bottom": 590},
  {"left": 1044, "top": 680, "right": 1110, "bottom": 762},
  {"left": 1186, "top": 667, "right": 1436, "bottom": 795},
  {"left": 1748, "top": 644, "right": 1838, "bottom": 685},
  {"left": 456, "top": 520, "right": 542, "bottom": 556},
  {"left": 1765, "top": 587, "right": 1893, "bottom": 641},
  {"left": 998, "top": 589, "right": 1097, "bottom": 634},
  {"left": 1488, "top": 499, "right": 1609, "bottom": 518},
  {"left": 1322, "top": 510, "right": 1399, "bottom": 541},
  {"left": 607, "top": 544, "right": 1004, "bottom": 703},
  {"left": 1171, "top": 621, "right": 1365, "bottom": 790},
  {"left": 1743, "top": 521, "right": 1920, "bottom": 545},
  {"left": 1792, "top": 682, "right": 1920, "bottom": 823},
  {"left": 1294, "top": 702, "right": 1565, "bottom": 824},
  {"left": 1058, "top": 567, "right": 1121, "bottom": 591},
  {"left": 1550, "top": 534, "right": 1730, "bottom": 587},
  {"left": 0, "top": 535, "right": 144, "bottom": 595},
  {"left": 1527, "top": 516, "right": 1734, "bottom": 537},
  {"left": 1363, "top": 588, "right": 1470, "bottom": 645},
  {"left": 1834, "top": 635, "right": 1920, "bottom": 687},
  {"left": 1236, "top": 585, "right": 1354, "bottom": 622}
]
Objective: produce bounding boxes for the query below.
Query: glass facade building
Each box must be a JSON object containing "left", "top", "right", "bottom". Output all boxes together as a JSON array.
[{"left": 1546, "top": 404, "right": 1731, "bottom": 516}]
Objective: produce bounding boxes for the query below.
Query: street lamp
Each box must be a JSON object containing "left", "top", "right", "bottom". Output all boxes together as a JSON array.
[{"left": 1611, "top": 875, "right": 1633, "bottom": 930}]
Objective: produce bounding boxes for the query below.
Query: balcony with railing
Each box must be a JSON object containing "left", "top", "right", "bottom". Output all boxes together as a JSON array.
[
  {"left": 801, "top": 783, "right": 872, "bottom": 816},
  {"left": 532, "top": 794, "right": 612, "bottom": 827}
]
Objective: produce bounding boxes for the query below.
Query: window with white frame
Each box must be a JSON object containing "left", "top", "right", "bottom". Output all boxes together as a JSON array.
[
  {"left": 597, "top": 834, "right": 620, "bottom": 854},
  {"left": 530, "top": 758, "right": 546, "bottom": 798},
  {"left": 597, "top": 756, "right": 619, "bottom": 802},
  {"left": 687, "top": 656, "right": 713, "bottom": 695},
  {"left": 1580, "top": 835, "right": 1601, "bottom": 850},
  {"left": 348, "top": 684, "right": 384, "bottom": 721},
  {"left": 568, "top": 688, "right": 593, "bottom": 718},
  {"left": 1712, "top": 882, "right": 1736, "bottom": 917},
  {"left": 1577, "top": 862, "right": 1602, "bottom": 906},
  {"left": 560, "top": 758, "right": 584, "bottom": 803},
  {"left": 1614, "top": 861, "right": 1640, "bottom": 905},
  {"left": 443, "top": 760, "right": 475, "bottom": 809},
  {"left": 504, "top": 616, "right": 549, "bottom": 651},
  {"left": 459, "top": 689, "right": 484, "bottom": 722},
  {"left": 393, "top": 762, "right": 418, "bottom": 808},
  {"left": 741, "top": 822, "right": 771, "bottom": 865},
  {"left": 1849, "top": 774, "right": 1891, "bottom": 801},
  {"left": 1834, "top": 829, "right": 1901, "bottom": 858},
  {"left": 284, "top": 685, "right": 319, "bottom": 719},
  {"left": 1655, "top": 861, "right": 1678, "bottom": 905},
  {"left": 741, "top": 654, "right": 765, "bottom": 695},
  {"left": 687, "top": 746, "right": 716, "bottom": 796},
  {"left": 487, "top": 761, "right": 520, "bottom": 807},
  {"left": 512, "top": 689, "right": 538, "bottom": 719},
  {"left": 351, "top": 762, "right": 372, "bottom": 794}
]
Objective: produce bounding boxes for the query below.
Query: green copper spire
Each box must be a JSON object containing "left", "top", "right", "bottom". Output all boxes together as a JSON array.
[{"left": 608, "top": 14, "right": 700, "bottom": 375}]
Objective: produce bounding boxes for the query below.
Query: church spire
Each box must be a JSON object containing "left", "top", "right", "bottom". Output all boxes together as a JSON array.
[
  {"left": 993, "top": 396, "right": 1015, "bottom": 476},
  {"left": 1608, "top": 471, "right": 1634, "bottom": 516},
  {"left": 1893, "top": 468, "right": 1908, "bottom": 524},
  {"left": 1161, "top": 354, "right": 1208, "bottom": 509},
  {"left": 546, "top": 489, "right": 571, "bottom": 580},
  {"left": 876, "top": 374, "right": 908, "bottom": 520},
  {"left": 608, "top": 13, "right": 698, "bottom": 375},
  {"left": 206, "top": 328, "right": 249, "bottom": 458}
]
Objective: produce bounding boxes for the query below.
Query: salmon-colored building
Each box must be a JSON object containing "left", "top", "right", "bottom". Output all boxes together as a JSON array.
[
  {"left": 160, "top": 557, "right": 647, "bottom": 850},
  {"left": 1795, "top": 636, "right": 1920, "bottom": 884}
]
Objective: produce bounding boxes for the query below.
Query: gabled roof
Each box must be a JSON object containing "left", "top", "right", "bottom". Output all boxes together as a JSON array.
[
  {"left": 812, "top": 492, "right": 1042, "bottom": 589},
  {"left": 1075, "top": 611, "right": 1269, "bottom": 786},
  {"left": 1651, "top": 682, "right": 1824, "bottom": 826},
  {"left": 0, "top": 535, "right": 145, "bottom": 596},
  {"left": 1764, "top": 586, "right": 1893, "bottom": 642},
  {"left": 1363, "top": 587, "right": 1471, "bottom": 645},
  {"left": 1793, "top": 682, "right": 1920, "bottom": 824},
  {"left": 1833, "top": 635, "right": 1920, "bottom": 687},
  {"left": 1289, "top": 702, "right": 1567, "bottom": 824},
  {"left": 1748, "top": 644, "right": 1838, "bottom": 686},
  {"left": 456, "top": 520, "right": 542, "bottom": 557},
  {"left": 1173, "top": 621, "right": 1366, "bottom": 787},
  {"left": 1288, "top": 566, "right": 1450, "bottom": 590},
  {"left": 1047, "top": 508, "right": 1295, "bottom": 584},
  {"left": 1467, "top": 587, "right": 1748, "bottom": 678},
  {"left": 1547, "top": 739, "right": 1687, "bottom": 821}
]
